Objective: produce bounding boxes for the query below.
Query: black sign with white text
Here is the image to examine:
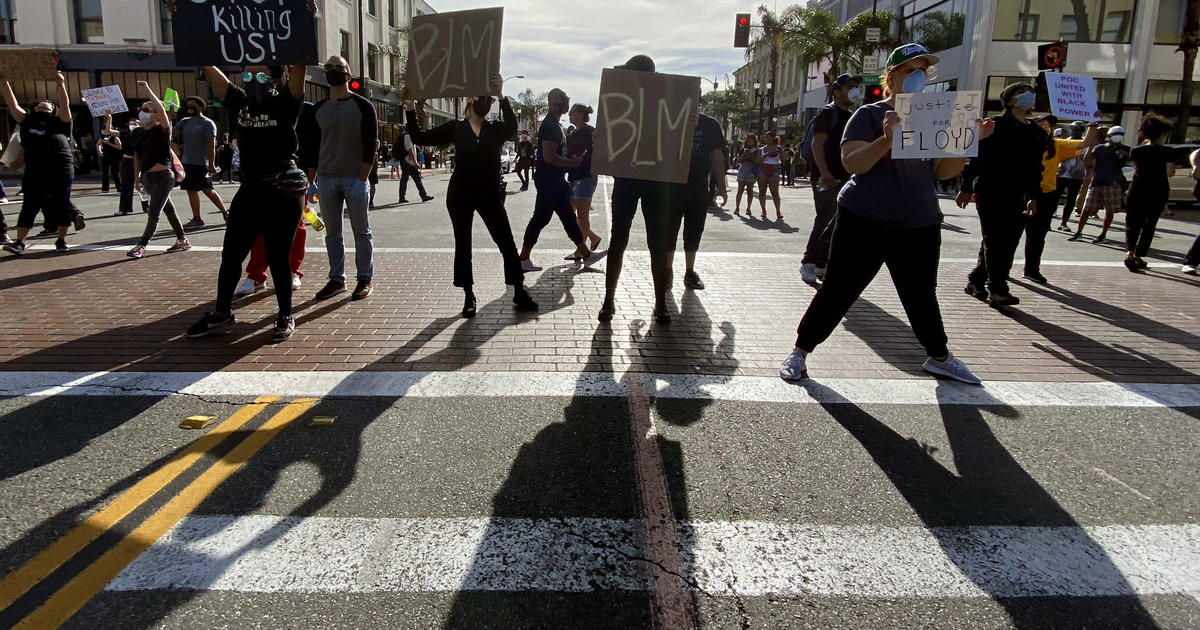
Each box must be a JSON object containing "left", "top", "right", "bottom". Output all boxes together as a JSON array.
[{"left": 172, "top": 0, "right": 318, "bottom": 67}]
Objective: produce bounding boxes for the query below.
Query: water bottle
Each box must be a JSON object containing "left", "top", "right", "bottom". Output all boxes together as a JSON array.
[
  {"left": 303, "top": 206, "right": 325, "bottom": 234},
  {"left": 139, "top": 189, "right": 149, "bottom": 213}
]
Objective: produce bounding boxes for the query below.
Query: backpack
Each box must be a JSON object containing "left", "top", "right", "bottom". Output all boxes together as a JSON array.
[{"left": 800, "top": 105, "right": 842, "bottom": 164}]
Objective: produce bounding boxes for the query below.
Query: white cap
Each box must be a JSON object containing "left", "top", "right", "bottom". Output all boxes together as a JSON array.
[{"left": 1108, "top": 126, "right": 1125, "bottom": 136}]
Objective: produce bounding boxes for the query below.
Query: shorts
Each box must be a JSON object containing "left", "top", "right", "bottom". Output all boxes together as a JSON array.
[
  {"left": 1082, "top": 184, "right": 1124, "bottom": 214},
  {"left": 570, "top": 176, "right": 597, "bottom": 200},
  {"left": 737, "top": 163, "right": 757, "bottom": 183},
  {"left": 369, "top": 166, "right": 379, "bottom": 185},
  {"left": 758, "top": 163, "right": 782, "bottom": 181},
  {"left": 180, "top": 164, "right": 213, "bottom": 191}
]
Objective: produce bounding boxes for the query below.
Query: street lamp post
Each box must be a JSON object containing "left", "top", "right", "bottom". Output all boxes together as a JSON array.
[{"left": 754, "top": 80, "right": 773, "bottom": 135}]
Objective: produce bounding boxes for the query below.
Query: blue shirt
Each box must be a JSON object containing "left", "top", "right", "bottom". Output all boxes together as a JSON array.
[
  {"left": 837, "top": 102, "right": 942, "bottom": 229},
  {"left": 535, "top": 113, "right": 565, "bottom": 180}
]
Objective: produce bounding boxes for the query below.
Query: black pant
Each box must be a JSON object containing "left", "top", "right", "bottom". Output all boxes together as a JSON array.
[
  {"left": 1186, "top": 232, "right": 1200, "bottom": 266},
  {"left": 446, "top": 183, "right": 522, "bottom": 287},
  {"left": 1125, "top": 195, "right": 1166, "bottom": 257},
  {"left": 101, "top": 153, "right": 122, "bottom": 192},
  {"left": 968, "top": 194, "right": 1027, "bottom": 295},
  {"left": 138, "top": 170, "right": 185, "bottom": 247},
  {"left": 803, "top": 184, "right": 839, "bottom": 266},
  {"left": 607, "top": 178, "right": 673, "bottom": 300},
  {"left": 18, "top": 173, "right": 72, "bottom": 230},
  {"left": 516, "top": 164, "right": 530, "bottom": 188},
  {"left": 667, "top": 183, "right": 708, "bottom": 252},
  {"left": 1024, "top": 190, "right": 1060, "bottom": 275},
  {"left": 523, "top": 173, "right": 583, "bottom": 250},
  {"left": 398, "top": 160, "right": 428, "bottom": 199},
  {"left": 215, "top": 180, "right": 303, "bottom": 317},
  {"left": 795, "top": 207, "right": 948, "bottom": 358},
  {"left": 119, "top": 157, "right": 135, "bottom": 214},
  {"left": 1058, "top": 177, "right": 1083, "bottom": 225}
]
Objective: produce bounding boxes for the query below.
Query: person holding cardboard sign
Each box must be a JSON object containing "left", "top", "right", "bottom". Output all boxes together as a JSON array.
[
  {"left": 520, "top": 87, "right": 590, "bottom": 271},
  {"left": 1, "top": 72, "right": 77, "bottom": 256},
  {"left": 780, "top": 43, "right": 983, "bottom": 385}
]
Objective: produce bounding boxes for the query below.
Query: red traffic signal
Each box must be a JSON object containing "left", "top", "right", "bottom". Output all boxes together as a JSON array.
[
  {"left": 734, "top": 13, "right": 751, "bottom": 48},
  {"left": 864, "top": 86, "right": 884, "bottom": 104},
  {"left": 349, "top": 77, "right": 363, "bottom": 92}
]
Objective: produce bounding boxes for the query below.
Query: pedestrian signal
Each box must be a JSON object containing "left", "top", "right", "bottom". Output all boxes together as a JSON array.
[
  {"left": 734, "top": 13, "right": 751, "bottom": 48},
  {"left": 349, "top": 77, "right": 363, "bottom": 93},
  {"left": 864, "top": 86, "right": 884, "bottom": 104}
]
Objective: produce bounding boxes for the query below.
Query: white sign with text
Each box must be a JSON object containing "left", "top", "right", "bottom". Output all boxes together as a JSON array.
[
  {"left": 892, "top": 90, "right": 982, "bottom": 159},
  {"left": 81, "top": 85, "right": 128, "bottom": 117},
  {"left": 1045, "top": 72, "right": 1100, "bottom": 122}
]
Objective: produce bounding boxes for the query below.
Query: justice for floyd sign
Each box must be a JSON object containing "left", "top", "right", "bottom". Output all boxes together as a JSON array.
[
  {"left": 1045, "top": 72, "right": 1101, "bottom": 122},
  {"left": 172, "top": 0, "right": 319, "bottom": 66},
  {"left": 592, "top": 68, "right": 701, "bottom": 184},
  {"left": 404, "top": 8, "right": 503, "bottom": 100},
  {"left": 892, "top": 90, "right": 983, "bottom": 159}
]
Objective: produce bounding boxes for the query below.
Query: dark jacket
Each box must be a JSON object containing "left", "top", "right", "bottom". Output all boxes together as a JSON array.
[
  {"left": 406, "top": 98, "right": 517, "bottom": 188},
  {"left": 960, "top": 111, "right": 1045, "bottom": 201}
]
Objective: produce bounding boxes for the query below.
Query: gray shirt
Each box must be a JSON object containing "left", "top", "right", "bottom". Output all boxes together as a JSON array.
[
  {"left": 312, "top": 94, "right": 378, "bottom": 177},
  {"left": 175, "top": 116, "right": 217, "bottom": 166}
]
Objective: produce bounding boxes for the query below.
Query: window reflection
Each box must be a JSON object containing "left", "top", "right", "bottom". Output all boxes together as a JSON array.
[{"left": 993, "top": 0, "right": 1137, "bottom": 43}]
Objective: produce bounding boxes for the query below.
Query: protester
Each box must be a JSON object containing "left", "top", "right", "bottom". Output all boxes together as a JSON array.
[
  {"left": 117, "top": 114, "right": 138, "bottom": 214},
  {"left": 520, "top": 88, "right": 590, "bottom": 270},
  {"left": 734, "top": 134, "right": 759, "bottom": 215},
  {"left": 1123, "top": 114, "right": 1178, "bottom": 272},
  {"left": 1070, "top": 126, "right": 1130, "bottom": 243},
  {"left": 174, "top": 96, "right": 229, "bottom": 227},
  {"left": 598, "top": 54, "right": 695, "bottom": 324},
  {"left": 780, "top": 43, "right": 984, "bottom": 384},
  {"left": 1, "top": 72, "right": 77, "bottom": 255},
  {"left": 403, "top": 75, "right": 537, "bottom": 317},
  {"left": 124, "top": 82, "right": 190, "bottom": 259},
  {"left": 217, "top": 132, "right": 234, "bottom": 183},
  {"left": 1023, "top": 115, "right": 1099, "bottom": 283},
  {"left": 756, "top": 135, "right": 784, "bottom": 220},
  {"left": 566, "top": 102, "right": 601, "bottom": 252},
  {"left": 305, "top": 55, "right": 378, "bottom": 302},
  {"left": 958, "top": 82, "right": 1044, "bottom": 306},
  {"left": 230, "top": 132, "right": 241, "bottom": 181},
  {"left": 779, "top": 143, "right": 794, "bottom": 187},
  {"left": 802, "top": 73, "right": 860, "bottom": 285},
  {"left": 1056, "top": 121, "right": 1090, "bottom": 230},
  {"left": 666, "top": 107, "right": 727, "bottom": 291},
  {"left": 98, "top": 119, "right": 123, "bottom": 194},
  {"left": 515, "top": 134, "right": 534, "bottom": 191},
  {"left": 368, "top": 139, "right": 381, "bottom": 210},
  {"left": 395, "top": 127, "right": 433, "bottom": 204},
  {"left": 185, "top": 60, "right": 310, "bottom": 342}
]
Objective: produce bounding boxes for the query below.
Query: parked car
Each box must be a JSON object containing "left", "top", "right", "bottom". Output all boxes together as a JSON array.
[{"left": 500, "top": 148, "right": 514, "bottom": 174}]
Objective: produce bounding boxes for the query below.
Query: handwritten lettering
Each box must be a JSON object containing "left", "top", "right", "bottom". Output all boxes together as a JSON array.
[
  {"left": 174, "top": 0, "right": 314, "bottom": 66},
  {"left": 592, "top": 68, "right": 701, "bottom": 184},
  {"left": 405, "top": 8, "right": 502, "bottom": 99}
]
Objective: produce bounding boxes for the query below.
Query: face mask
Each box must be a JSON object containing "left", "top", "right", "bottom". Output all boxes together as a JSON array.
[
  {"left": 901, "top": 69, "right": 927, "bottom": 94},
  {"left": 1109, "top": 135, "right": 1124, "bottom": 144},
  {"left": 471, "top": 98, "right": 493, "bottom": 117},
  {"left": 138, "top": 111, "right": 153, "bottom": 124},
  {"left": 1014, "top": 91, "right": 1036, "bottom": 111},
  {"left": 847, "top": 87, "right": 862, "bottom": 101},
  {"left": 185, "top": 107, "right": 197, "bottom": 116},
  {"left": 325, "top": 70, "right": 348, "bottom": 87}
]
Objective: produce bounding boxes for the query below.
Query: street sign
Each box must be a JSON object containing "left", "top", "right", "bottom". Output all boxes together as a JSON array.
[
  {"left": 862, "top": 55, "right": 879, "bottom": 74},
  {"left": 866, "top": 27, "right": 881, "bottom": 43},
  {"left": 1038, "top": 41, "right": 1068, "bottom": 71},
  {"left": 861, "top": 74, "right": 881, "bottom": 86}
]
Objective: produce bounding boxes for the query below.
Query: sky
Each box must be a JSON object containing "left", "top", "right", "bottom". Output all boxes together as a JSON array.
[{"left": 431, "top": 0, "right": 754, "bottom": 107}]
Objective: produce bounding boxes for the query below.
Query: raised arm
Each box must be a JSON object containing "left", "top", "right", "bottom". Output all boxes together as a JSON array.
[
  {"left": 137, "top": 81, "right": 171, "bottom": 130},
  {"left": 2, "top": 80, "right": 26, "bottom": 123},
  {"left": 289, "top": 64, "right": 306, "bottom": 101},
  {"left": 499, "top": 97, "right": 517, "bottom": 140},
  {"left": 202, "top": 66, "right": 231, "bottom": 102},
  {"left": 54, "top": 73, "right": 71, "bottom": 123}
]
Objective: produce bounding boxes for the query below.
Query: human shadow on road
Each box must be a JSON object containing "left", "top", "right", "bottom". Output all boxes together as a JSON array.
[
  {"left": 0, "top": 256, "right": 129, "bottom": 291},
  {"left": 801, "top": 379, "right": 1163, "bottom": 629}
]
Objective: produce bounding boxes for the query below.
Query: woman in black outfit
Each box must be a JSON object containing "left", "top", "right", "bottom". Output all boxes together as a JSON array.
[
  {"left": 403, "top": 74, "right": 538, "bottom": 318},
  {"left": 515, "top": 135, "right": 534, "bottom": 191}
]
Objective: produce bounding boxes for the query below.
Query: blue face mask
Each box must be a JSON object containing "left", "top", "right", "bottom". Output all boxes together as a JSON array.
[
  {"left": 1014, "top": 91, "right": 1037, "bottom": 111},
  {"left": 901, "top": 69, "right": 927, "bottom": 94}
]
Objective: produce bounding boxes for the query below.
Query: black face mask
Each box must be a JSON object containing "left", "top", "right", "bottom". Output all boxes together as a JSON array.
[
  {"left": 185, "top": 107, "right": 198, "bottom": 116},
  {"left": 29, "top": 110, "right": 53, "bottom": 126},
  {"left": 247, "top": 82, "right": 277, "bottom": 106},
  {"left": 325, "top": 70, "right": 349, "bottom": 87},
  {"left": 471, "top": 98, "right": 493, "bottom": 117}
]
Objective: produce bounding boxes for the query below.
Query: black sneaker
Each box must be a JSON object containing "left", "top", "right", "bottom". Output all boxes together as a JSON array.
[
  {"left": 988, "top": 292, "right": 1020, "bottom": 307},
  {"left": 513, "top": 287, "right": 538, "bottom": 312},
  {"left": 964, "top": 283, "right": 987, "bottom": 300},
  {"left": 1067, "top": 233, "right": 1082, "bottom": 242},
  {"left": 55, "top": 238, "right": 68, "bottom": 252},
  {"left": 3, "top": 240, "right": 25, "bottom": 255},
  {"left": 683, "top": 270, "right": 705, "bottom": 290},
  {"left": 654, "top": 303, "right": 672, "bottom": 325},
  {"left": 1023, "top": 271, "right": 1047, "bottom": 284},
  {"left": 272, "top": 315, "right": 295, "bottom": 341},
  {"left": 314, "top": 280, "right": 346, "bottom": 300},
  {"left": 396, "top": 197, "right": 410, "bottom": 204},
  {"left": 186, "top": 311, "right": 235, "bottom": 338},
  {"left": 421, "top": 195, "right": 435, "bottom": 202},
  {"left": 462, "top": 293, "right": 477, "bottom": 318}
]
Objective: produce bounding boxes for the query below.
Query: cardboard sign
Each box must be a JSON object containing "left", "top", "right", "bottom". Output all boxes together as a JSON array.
[
  {"left": 892, "top": 90, "right": 983, "bottom": 159},
  {"left": 591, "top": 68, "right": 701, "bottom": 184},
  {"left": 172, "top": 0, "right": 319, "bottom": 66},
  {"left": 81, "top": 86, "right": 128, "bottom": 117},
  {"left": 1045, "top": 72, "right": 1100, "bottom": 122},
  {"left": 0, "top": 49, "right": 58, "bottom": 81},
  {"left": 404, "top": 8, "right": 503, "bottom": 100}
]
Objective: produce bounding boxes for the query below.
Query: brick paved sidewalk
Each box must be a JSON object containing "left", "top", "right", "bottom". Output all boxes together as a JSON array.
[{"left": 0, "top": 249, "right": 1197, "bottom": 383}]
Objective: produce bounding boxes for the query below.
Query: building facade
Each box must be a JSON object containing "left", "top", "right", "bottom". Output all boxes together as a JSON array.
[{"left": 0, "top": 0, "right": 458, "bottom": 146}]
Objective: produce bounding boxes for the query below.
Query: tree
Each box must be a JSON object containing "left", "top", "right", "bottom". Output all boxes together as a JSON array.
[
  {"left": 785, "top": 8, "right": 900, "bottom": 100},
  {"left": 746, "top": 5, "right": 801, "bottom": 133},
  {"left": 907, "top": 10, "right": 966, "bottom": 53},
  {"left": 509, "top": 88, "right": 548, "bottom": 131},
  {"left": 701, "top": 87, "right": 755, "bottom": 138},
  {"left": 1068, "top": 0, "right": 1092, "bottom": 42},
  {"left": 1178, "top": 0, "right": 1200, "bottom": 142}
]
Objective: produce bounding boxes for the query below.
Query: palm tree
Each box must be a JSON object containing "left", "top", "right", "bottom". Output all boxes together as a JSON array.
[
  {"left": 1178, "top": 0, "right": 1200, "bottom": 142},
  {"left": 509, "top": 88, "right": 548, "bottom": 132},
  {"left": 786, "top": 8, "right": 900, "bottom": 100},
  {"left": 746, "top": 5, "right": 801, "bottom": 133}
]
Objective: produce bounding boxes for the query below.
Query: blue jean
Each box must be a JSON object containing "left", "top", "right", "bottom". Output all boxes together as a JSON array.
[{"left": 317, "top": 174, "right": 374, "bottom": 282}]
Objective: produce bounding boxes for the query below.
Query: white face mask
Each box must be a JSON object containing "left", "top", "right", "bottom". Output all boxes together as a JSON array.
[
  {"left": 847, "top": 87, "right": 863, "bottom": 101},
  {"left": 1109, "top": 135, "right": 1124, "bottom": 144},
  {"left": 138, "top": 111, "right": 153, "bottom": 124}
]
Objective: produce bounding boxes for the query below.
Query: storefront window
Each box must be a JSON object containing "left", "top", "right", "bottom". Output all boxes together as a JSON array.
[
  {"left": 901, "top": 0, "right": 966, "bottom": 52},
  {"left": 72, "top": 0, "right": 104, "bottom": 44},
  {"left": 993, "top": 0, "right": 1136, "bottom": 43}
]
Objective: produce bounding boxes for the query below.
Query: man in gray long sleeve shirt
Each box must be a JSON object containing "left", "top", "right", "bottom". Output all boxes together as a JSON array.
[{"left": 305, "top": 56, "right": 378, "bottom": 301}]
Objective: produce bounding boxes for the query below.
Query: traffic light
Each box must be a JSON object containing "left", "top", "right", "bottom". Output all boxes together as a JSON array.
[
  {"left": 734, "top": 13, "right": 751, "bottom": 48},
  {"left": 349, "top": 77, "right": 363, "bottom": 93},
  {"left": 864, "top": 85, "right": 884, "bottom": 104}
]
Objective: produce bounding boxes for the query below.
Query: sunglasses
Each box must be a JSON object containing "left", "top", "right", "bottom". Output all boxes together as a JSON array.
[{"left": 242, "top": 71, "right": 271, "bottom": 84}]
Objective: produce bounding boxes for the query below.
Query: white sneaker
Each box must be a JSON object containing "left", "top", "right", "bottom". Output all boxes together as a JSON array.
[
  {"left": 291, "top": 273, "right": 302, "bottom": 290},
  {"left": 815, "top": 267, "right": 827, "bottom": 280},
  {"left": 779, "top": 349, "right": 808, "bottom": 381},
  {"left": 922, "top": 354, "right": 982, "bottom": 385},
  {"left": 1183, "top": 264, "right": 1198, "bottom": 275},
  {"left": 235, "top": 277, "right": 265, "bottom": 296},
  {"left": 521, "top": 258, "right": 542, "bottom": 272},
  {"left": 800, "top": 263, "right": 818, "bottom": 283}
]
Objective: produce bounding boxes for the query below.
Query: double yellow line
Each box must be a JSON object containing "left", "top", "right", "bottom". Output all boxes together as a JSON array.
[{"left": 0, "top": 395, "right": 318, "bottom": 629}]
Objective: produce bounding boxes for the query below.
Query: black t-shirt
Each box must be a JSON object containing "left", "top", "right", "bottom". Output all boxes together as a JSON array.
[
  {"left": 20, "top": 113, "right": 73, "bottom": 176},
  {"left": 223, "top": 84, "right": 302, "bottom": 177},
  {"left": 132, "top": 126, "right": 172, "bottom": 173},
  {"left": 1128, "top": 144, "right": 1179, "bottom": 201},
  {"left": 566, "top": 124, "right": 593, "bottom": 181},
  {"left": 535, "top": 113, "right": 565, "bottom": 179},
  {"left": 686, "top": 114, "right": 726, "bottom": 188},
  {"left": 807, "top": 105, "right": 851, "bottom": 181}
]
